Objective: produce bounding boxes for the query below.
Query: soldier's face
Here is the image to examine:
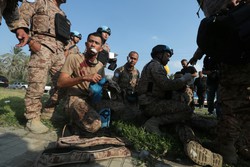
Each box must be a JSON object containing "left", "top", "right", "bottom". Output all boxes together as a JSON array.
[
  {"left": 85, "top": 35, "right": 103, "bottom": 56},
  {"left": 161, "top": 52, "right": 171, "bottom": 66},
  {"left": 128, "top": 53, "right": 138, "bottom": 67}
]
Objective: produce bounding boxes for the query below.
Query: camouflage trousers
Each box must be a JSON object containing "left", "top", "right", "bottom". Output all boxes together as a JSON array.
[
  {"left": 65, "top": 96, "right": 101, "bottom": 133},
  {"left": 217, "top": 63, "right": 250, "bottom": 152},
  {"left": 93, "top": 99, "right": 141, "bottom": 121},
  {"left": 142, "top": 99, "right": 193, "bottom": 124},
  {"left": 24, "top": 45, "right": 65, "bottom": 119}
]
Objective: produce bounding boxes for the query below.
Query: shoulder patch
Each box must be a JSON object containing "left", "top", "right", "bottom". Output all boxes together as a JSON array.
[
  {"left": 114, "top": 72, "right": 120, "bottom": 78},
  {"left": 26, "top": 0, "right": 36, "bottom": 3}
]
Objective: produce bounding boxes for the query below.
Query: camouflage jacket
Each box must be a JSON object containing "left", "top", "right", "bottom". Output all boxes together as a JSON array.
[
  {"left": 137, "top": 59, "right": 186, "bottom": 105},
  {"left": 112, "top": 63, "right": 140, "bottom": 92},
  {"left": 0, "top": 0, "right": 27, "bottom": 31},
  {"left": 19, "top": 0, "right": 70, "bottom": 51}
]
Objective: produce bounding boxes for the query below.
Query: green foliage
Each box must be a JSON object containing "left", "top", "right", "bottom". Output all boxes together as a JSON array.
[
  {"left": 0, "top": 47, "right": 29, "bottom": 82},
  {"left": 113, "top": 121, "right": 182, "bottom": 158}
]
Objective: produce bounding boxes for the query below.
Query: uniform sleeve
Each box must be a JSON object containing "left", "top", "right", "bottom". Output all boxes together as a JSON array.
[
  {"left": 112, "top": 67, "right": 121, "bottom": 83},
  {"left": 150, "top": 63, "right": 186, "bottom": 91},
  {"left": 3, "top": 3, "right": 28, "bottom": 32},
  {"left": 18, "top": 0, "right": 39, "bottom": 30}
]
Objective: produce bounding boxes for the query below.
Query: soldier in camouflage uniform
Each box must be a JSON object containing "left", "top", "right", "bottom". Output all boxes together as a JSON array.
[
  {"left": 19, "top": 0, "right": 70, "bottom": 133},
  {"left": 64, "top": 31, "right": 82, "bottom": 57},
  {"left": 112, "top": 51, "right": 140, "bottom": 104},
  {"left": 57, "top": 32, "right": 105, "bottom": 133},
  {"left": 0, "top": 0, "right": 29, "bottom": 47},
  {"left": 137, "top": 44, "right": 223, "bottom": 167},
  {"left": 195, "top": 0, "right": 250, "bottom": 164}
]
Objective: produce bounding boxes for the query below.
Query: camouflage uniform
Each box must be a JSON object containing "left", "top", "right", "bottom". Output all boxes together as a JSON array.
[
  {"left": 112, "top": 63, "right": 140, "bottom": 104},
  {"left": 200, "top": 0, "right": 250, "bottom": 163},
  {"left": 137, "top": 59, "right": 193, "bottom": 124},
  {"left": 19, "top": 0, "right": 70, "bottom": 120},
  {"left": 0, "top": 0, "right": 26, "bottom": 31},
  {"left": 61, "top": 53, "right": 104, "bottom": 133},
  {"left": 137, "top": 59, "right": 223, "bottom": 167}
]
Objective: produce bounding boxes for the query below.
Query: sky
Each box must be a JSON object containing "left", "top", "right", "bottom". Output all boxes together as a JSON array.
[{"left": 0, "top": 0, "right": 205, "bottom": 76}]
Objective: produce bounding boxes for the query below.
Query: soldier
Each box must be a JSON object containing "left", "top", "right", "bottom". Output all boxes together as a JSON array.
[
  {"left": 112, "top": 51, "right": 140, "bottom": 105},
  {"left": 196, "top": 0, "right": 250, "bottom": 165},
  {"left": 64, "top": 31, "right": 82, "bottom": 57},
  {"left": 0, "top": 0, "right": 29, "bottom": 47},
  {"left": 96, "top": 25, "right": 117, "bottom": 71},
  {"left": 57, "top": 32, "right": 105, "bottom": 133},
  {"left": 19, "top": 0, "right": 71, "bottom": 133},
  {"left": 137, "top": 44, "right": 222, "bottom": 167}
]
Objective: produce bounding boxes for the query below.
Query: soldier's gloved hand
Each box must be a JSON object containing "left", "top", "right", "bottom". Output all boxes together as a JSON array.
[{"left": 179, "top": 73, "right": 192, "bottom": 82}]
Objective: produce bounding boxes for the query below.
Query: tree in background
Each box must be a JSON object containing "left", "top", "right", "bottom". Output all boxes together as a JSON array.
[{"left": 0, "top": 47, "right": 29, "bottom": 82}]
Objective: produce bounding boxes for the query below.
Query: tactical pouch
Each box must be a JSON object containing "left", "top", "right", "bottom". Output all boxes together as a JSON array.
[
  {"left": 55, "top": 13, "right": 71, "bottom": 42},
  {"left": 32, "top": 13, "right": 50, "bottom": 33}
]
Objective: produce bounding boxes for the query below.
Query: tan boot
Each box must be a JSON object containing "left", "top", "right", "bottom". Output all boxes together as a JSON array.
[
  {"left": 26, "top": 117, "right": 49, "bottom": 134},
  {"left": 185, "top": 140, "right": 223, "bottom": 167},
  {"left": 143, "top": 116, "right": 163, "bottom": 135}
]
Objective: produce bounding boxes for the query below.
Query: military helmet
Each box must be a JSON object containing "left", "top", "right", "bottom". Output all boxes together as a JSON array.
[
  {"left": 97, "top": 26, "right": 111, "bottom": 36},
  {"left": 151, "top": 44, "right": 173, "bottom": 57},
  {"left": 70, "top": 31, "right": 82, "bottom": 40}
]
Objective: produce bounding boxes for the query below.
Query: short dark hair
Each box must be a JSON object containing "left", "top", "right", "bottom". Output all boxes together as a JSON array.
[
  {"left": 87, "top": 32, "right": 105, "bottom": 45},
  {"left": 181, "top": 59, "right": 187, "bottom": 63},
  {"left": 128, "top": 51, "right": 139, "bottom": 57}
]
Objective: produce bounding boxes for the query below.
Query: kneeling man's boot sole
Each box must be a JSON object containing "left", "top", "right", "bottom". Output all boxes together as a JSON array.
[
  {"left": 26, "top": 117, "right": 49, "bottom": 134},
  {"left": 186, "top": 141, "right": 223, "bottom": 167}
]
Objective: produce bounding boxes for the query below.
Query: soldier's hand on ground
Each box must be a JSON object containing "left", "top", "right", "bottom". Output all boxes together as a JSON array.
[
  {"left": 15, "top": 28, "right": 29, "bottom": 47},
  {"left": 179, "top": 73, "right": 192, "bottom": 82}
]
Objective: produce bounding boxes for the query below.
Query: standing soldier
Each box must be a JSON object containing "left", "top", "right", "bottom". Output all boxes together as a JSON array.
[
  {"left": 19, "top": 0, "right": 71, "bottom": 134},
  {"left": 96, "top": 26, "right": 117, "bottom": 71},
  {"left": 64, "top": 31, "right": 82, "bottom": 57},
  {"left": 0, "top": 0, "right": 29, "bottom": 47},
  {"left": 196, "top": 0, "right": 250, "bottom": 165}
]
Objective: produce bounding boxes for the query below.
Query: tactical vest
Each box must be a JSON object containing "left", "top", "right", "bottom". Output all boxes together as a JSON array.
[
  {"left": 197, "top": 1, "right": 250, "bottom": 64},
  {"left": 31, "top": 0, "right": 70, "bottom": 42}
]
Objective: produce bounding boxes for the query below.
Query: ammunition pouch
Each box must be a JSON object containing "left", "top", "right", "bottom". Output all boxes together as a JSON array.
[
  {"left": 124, "top": 89, "right": 138, "bottom": 103},
  {"left": 55, "top": 13, "right": 71, "bottom": 43},
  {"left": 197, "top": 2, "right": 250, "bottom": 64}
]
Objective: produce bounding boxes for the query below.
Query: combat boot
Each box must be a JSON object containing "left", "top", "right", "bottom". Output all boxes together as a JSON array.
[
  {"left": 26, "top": 117, "right": 49, "bottom": 134},
  {"left": 143, "top": 116, "right": 163, "bottom": 135},
  {"left": 185, "top": 140, "right": 223, "bottom": 167}
]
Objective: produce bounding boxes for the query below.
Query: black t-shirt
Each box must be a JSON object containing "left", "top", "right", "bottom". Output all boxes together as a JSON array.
[{"left": 181, "top": 66, "right": 197, "bottom": 75}]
